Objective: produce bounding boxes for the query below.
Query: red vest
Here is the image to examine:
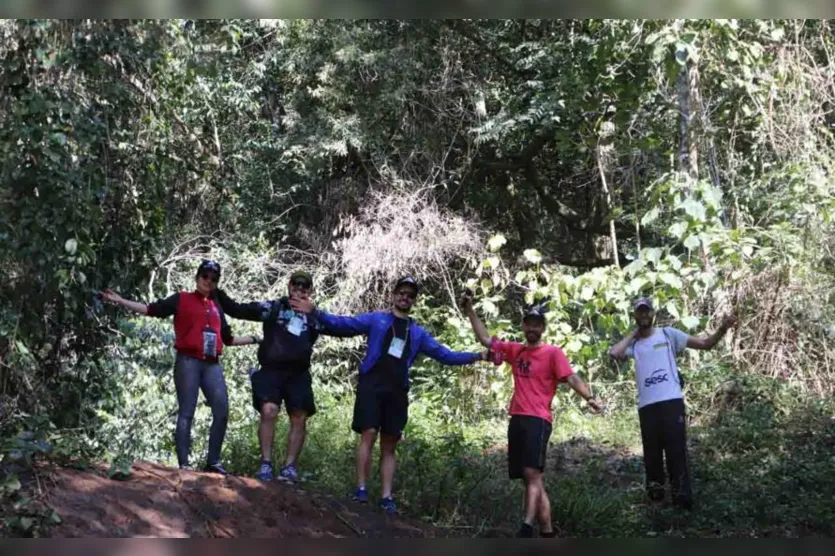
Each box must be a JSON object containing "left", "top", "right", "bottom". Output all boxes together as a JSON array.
[{"left": 173, "top": 291, "right": 225, "bottom": 361}]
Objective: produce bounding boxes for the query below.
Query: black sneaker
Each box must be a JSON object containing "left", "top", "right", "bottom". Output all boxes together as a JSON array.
[
  {"left": 203, "top": 462, "right": 229, "bottom": 475},
  {"left": 647, "top": 486, "right": 665, "bottom": 503},
  {"left": 673, "top": 495, "right": 693, "bottom": 511},
  {"left": 517, "top": 522, "right": 534, "bottom": 538}
]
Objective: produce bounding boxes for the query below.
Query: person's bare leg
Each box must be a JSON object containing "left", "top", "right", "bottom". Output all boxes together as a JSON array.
[
  {"left": 285, "top": 410, "right": 307, "bottom": 466},
  {"left": 523, "top": 467, "right": 544, "bottom": 525},
  {"left": 356, "top": 428, "right": 377, "bottom": 489},
  {"left": 537, "top": 484, "right": 554, "bottom": 535},
  {"left": 379, "top": 433, "right": 399, "bottom": 498},
  {"left": 259, "top": 402, "right": 280, "bottom": 462}
]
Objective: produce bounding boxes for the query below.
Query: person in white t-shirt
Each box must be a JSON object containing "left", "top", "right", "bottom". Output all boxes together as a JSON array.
[{"left": 609, "top": 297, "right": 736, "bottom": 509}]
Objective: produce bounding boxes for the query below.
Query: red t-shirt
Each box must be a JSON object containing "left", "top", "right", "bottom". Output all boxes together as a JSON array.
[{"left": 491, "top": 339, "right": 575, "bottom": 423}]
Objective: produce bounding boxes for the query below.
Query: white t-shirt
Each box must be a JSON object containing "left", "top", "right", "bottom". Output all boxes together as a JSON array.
[{"left": 625, "top": 327, "right": 690, "bottom": 408}]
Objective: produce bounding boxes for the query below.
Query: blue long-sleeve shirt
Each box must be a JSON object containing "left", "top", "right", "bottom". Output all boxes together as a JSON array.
[{"left": 311, "top": 309, "right": 481, "bottom": 388}]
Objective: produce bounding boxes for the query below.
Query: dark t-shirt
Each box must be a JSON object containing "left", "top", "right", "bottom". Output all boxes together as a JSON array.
[
  {"left": 213, "top": 290, "right": 322, "bottom": 371},
  {"left": 363, "top": 316, "right": 411, "bottom": 391}
]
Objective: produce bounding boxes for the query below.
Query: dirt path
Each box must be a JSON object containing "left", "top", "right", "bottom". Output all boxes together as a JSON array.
[{"left": 39, "top": 461, "right": 437, "bottom": 538}]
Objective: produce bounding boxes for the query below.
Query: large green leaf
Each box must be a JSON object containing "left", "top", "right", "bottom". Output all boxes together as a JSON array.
[
  {"left": 659, "top": 272, "right": 683, "bottom": 290},
  {"left": 679, "top": 198, "right": 707, "bottom": 221},
  {"left": 683, "top": 234, "right": 701, "bottom": 250}
]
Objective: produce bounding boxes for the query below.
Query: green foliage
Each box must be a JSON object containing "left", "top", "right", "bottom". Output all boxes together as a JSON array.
[{"left": 2, "top": 19, "right": 835, "bottom": 537}]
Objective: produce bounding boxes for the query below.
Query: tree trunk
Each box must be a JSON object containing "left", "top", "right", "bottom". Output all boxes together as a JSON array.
[
  {"left": 597, "top": 120, "right": 619, "bottom": 267},
  {"left": 677, "top": 61, "right": 699, "bottom": 180}
]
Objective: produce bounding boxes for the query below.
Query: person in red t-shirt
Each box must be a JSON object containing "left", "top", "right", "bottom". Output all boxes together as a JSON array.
[
  {"left": 102, "top": 260, "right": 260, "bottom": 474},
  {"left": 461, "top": 293, "right": 602, "bottom": 538}
]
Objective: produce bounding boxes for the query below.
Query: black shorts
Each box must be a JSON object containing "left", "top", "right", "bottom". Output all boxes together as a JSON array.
[
  {"left": 351, "top": 386, "right": 409, "bottom": 439},
  {"left": 250, "top": 368, "right": 316, "bottom": 417},
  {"left": 507, "top": 415, "right": 553, "bottom": 480}
]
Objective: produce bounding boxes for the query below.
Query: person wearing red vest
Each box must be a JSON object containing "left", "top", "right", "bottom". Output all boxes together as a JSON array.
[{"left": 102, "top": 260, "right": 259, "bottom": 473}]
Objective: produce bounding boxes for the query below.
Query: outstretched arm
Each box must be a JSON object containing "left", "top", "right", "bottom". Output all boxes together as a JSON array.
[
  {"left": 214, "top": 288, "right": 269, "bottom": 322},
  {"left": 420, "top": 331, "right": 487, "bottom": 366},
  {"left": 460, "top": 292, "right": 492, "bottom": 348},
  {"left": 566, "top": 374, "right": 602, "bottom": 413},
  {"left": 219, "top": 314, "right": 261, "bottom": 346},
  {"left": 289, "top": 297, "right": 372, "bottom": 337},
  {"left": 101, "top": 289, "right": 173, "bottom": 317},
  {"left": 228, "top": 335, "right": 260, "bottom": 346},
  {"left": 686, "top": 315, "right": 737, "bottom": 350},
  {"left": 608, "top": 329, "right": 637, "bottom": 360}
]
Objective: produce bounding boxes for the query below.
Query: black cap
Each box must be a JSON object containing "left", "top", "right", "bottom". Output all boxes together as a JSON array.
[
  {"left": 633, "top": 297, "right": 654, "bottom": 311},
  {"left": 523, "top": 304, "right": 547, "bottom": 323},
  {"left": 197, "top": 259, "right": 221, "bottom": 278},
  {"left": 394, "top": 276, "right": 420, "bottom": 294},
  {"left": 289, "top": 270, "right": 313, "bottom": 285}
]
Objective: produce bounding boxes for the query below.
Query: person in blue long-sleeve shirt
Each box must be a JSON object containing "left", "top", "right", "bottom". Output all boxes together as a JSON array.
[{"left": 291, "top": 276, "right": 489, "bottom": 514}]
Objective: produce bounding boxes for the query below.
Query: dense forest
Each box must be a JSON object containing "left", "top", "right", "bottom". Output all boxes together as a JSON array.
[{"left": 1, "top": 19, "right": 835, "bottom": 537}]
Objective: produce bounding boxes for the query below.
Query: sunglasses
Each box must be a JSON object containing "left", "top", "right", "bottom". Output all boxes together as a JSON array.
[
  {"left": 290, "top": 280, "right": 312, "bottom": 290},
  {"left": 199, "top": 272, "right": 219, "bottom": 283},
  {"left": 395, "top": 289, "right": 417, "bottom": 300}
]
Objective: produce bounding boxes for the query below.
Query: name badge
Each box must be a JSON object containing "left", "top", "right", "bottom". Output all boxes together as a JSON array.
[
  {"left": 202, "top": 329, "right": 218, "bottom": 358},
  {"left": 287, "top": 315, "right": 305, "bottom": 336},
  {"left": 388, "top": 337, "right": 406, "bottom": 359}
]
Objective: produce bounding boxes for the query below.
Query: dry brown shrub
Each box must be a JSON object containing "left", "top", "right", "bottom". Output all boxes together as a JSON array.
[
  {"left": 725, "top": 266, "right": 835, "bottom": 396},
  {"left": 324, "top": 184, "right": 484, "bottom": 312},
  {"left": 147, "top": 231, "right": 322, "bottom": 303}
]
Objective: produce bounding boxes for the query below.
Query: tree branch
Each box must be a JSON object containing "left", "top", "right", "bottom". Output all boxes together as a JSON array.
[{"left": 442, "top": 20, "right": 534, "bottom": 80}]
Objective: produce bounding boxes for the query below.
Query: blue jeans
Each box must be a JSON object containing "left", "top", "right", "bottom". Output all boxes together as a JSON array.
[{"left": 174, "top": 353, "right": 229, "bottom": 467}]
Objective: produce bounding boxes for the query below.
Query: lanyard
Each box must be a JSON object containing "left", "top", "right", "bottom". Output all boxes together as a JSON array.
[{"left": 391, "top": 317, "right": 410, "bottom": 343}]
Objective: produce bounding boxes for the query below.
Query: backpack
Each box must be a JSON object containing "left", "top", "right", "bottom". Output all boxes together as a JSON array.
[{"left": 630, "top": 327, "right": 686, "bottom": 390}]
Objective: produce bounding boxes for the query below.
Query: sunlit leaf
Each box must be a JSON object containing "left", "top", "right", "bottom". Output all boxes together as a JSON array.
[
  {"left": 659, "top": 272, "right": 682, "bottom": 290},
  {"left": 682, "top": 316, "right": 700, "bottom": 329},
  {"left": 683, "top": 235, "right": 701, "bottom": 250},
  {"left": 679, "top": 198, "right": 707, "bottom": 221},
  {"left": 523, "top": 249, "right": 542, "bottom": 264},
  {"left": 487, "top": 234, "right": 506, "bottom": 252}
]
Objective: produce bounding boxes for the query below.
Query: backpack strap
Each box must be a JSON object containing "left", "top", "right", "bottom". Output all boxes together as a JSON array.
[
  {"left": 661, "top": 327, "right": 685, "bottom": 388},
  {"left": 263, "top": 298, "right": 283, "bottom": 337}
]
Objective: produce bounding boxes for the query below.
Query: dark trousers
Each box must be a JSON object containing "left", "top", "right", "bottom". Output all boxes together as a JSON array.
[
  {"left": 638, "top": 398, "right": 692, "bottom": 506},
  {"left": 174, "top": 353, "right": 229, "bottom": 467}
]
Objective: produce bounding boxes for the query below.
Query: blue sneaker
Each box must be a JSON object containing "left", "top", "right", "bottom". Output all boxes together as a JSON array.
[
  {"left": 379, "top": 496, "right": 397, "bottom": 514},
  {"left": 256, "top": 462, "right": 274, "bottom": 481},
  {"left": 279, "top": 464, "right": 299, "bottom": 482},
  {"left": 353, "top": 487, "right": 369, "bottom": 503}
]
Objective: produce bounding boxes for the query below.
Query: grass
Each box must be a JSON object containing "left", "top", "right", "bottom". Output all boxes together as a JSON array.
[{"left": 113, "top": 361, "right": 835, "bottom": 537}]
